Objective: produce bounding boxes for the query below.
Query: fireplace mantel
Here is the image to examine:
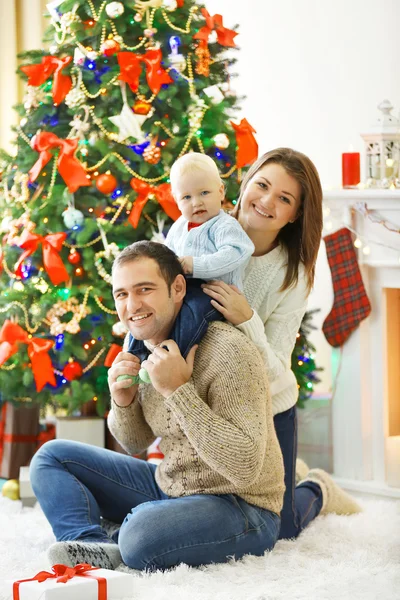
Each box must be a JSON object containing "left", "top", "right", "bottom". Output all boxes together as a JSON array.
[{"left": 322, "top": 189, "right": 400, "bottom": 498}]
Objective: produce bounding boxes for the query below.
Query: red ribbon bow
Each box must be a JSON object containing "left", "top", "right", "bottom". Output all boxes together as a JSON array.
[
  {"left": 13, "top": 563, "right": 106, "bottom": 600},
  {"left": 129, "top": 179, "right": 181, "bottom": 228},
  {"left": 20, "top": 56, "right": 73, "bottom": 106},
  {"left": 30, "top": 131, "right": 91, "bottom": 193},
  {"left": 193, "top": 8, "right": 238, "bottom": 47},
  {"left": 0, "top": 320, "right": 56, "bottom": 392},
  {"left": 118, "top": 49, "right": 173, "bottom": 95},
  {"left": 14, "top": 229, "right": 69, "bottom": 286},
  {"left": 230, "top": 118, "right": 258, "bottom": 168}
]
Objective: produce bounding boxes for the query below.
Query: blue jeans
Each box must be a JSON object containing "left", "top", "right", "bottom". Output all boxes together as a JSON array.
[
  {"left": 127, "top": 278, "right": 223, "bottom": 361},
  {"left": 30, "top": 439, "right": 280, "bottom": 571},
  {"left": 274, "top": 406, "right": 323, "bottom": 539}
]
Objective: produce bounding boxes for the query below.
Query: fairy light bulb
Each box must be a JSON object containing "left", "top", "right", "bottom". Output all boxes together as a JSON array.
[
  {"left": 354, "top": 238, "right": 362, "bottom": 249},
  {"left": 362, "top": 246, "right": 371, "bottom": 255}
]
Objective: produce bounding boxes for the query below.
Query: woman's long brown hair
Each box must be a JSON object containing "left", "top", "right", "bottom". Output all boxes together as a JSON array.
[{"left": 231, "top": 148, "right": 323, "bottom": 293}]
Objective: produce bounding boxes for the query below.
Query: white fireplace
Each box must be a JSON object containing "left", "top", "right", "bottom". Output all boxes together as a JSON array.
[{"left": 322, "top": 189, "right": 400, "bottom": 498}]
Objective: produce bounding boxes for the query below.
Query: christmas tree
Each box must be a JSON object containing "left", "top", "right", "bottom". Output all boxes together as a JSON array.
[
  {"left": 0, "top": 0, "right": 258, "bottom": 416},
  {"left": 292, "top": 309, "right": 323, "bottom": 408}
]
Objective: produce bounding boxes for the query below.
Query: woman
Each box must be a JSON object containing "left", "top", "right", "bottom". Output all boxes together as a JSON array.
[{"left": 202, "top": 148, "right": 361, "bottom": 539}]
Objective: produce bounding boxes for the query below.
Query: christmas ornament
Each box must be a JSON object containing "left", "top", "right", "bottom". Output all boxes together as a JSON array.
[
  {"left": 69, "top": 110, "right": 90, "bottom": 141},
  {"left": 67, "top": 249, "right": 81, "bottom": 264},
  {"left": 109, "top": 102, "right": 148, "bottom": 142},
  {"left": 164, "top": 0, "right": 178, "bottom": 10},
  {"left": 144, "top": 28, "right": 157, "bottom": 38},
  {"left": 60, "top": 11, "right": 81, "bottom": 32},
  {"left": 65, "top": 67, "right": 86, "bottom": 108},
  {"left": 134, "top": 0, "right": 163, "bottom": 13},
  {"left": 101, "top": 38, "right": 121, "bottom": 56},
  {"left": 75, "top": 266, "right": 85, "bottom": 277},
  {"left": 143, "top": 137, "right": 161, "bottom": 164},
  {"left": 23, "top": 86, "right": 48, "bottom": 111},
  {"left": 73, "top": 48, "right": 86, "bottom": 66},
  {"left": 133, "top": 99, "right": 152, "bottom": 115},
  {"left": 168, "top": 36, "right": 186, "bottom": 73},
  {"left": 105, "top": 2, "right": 125, "bottom": 18},
  {"left": 194, "top": 42, "right": 211, "bottom": 77},
  {"left": 188, "top": 97, "right": 207, "bottom": 130},
  {"left": 46, "top": 297, "right": 89, "bottom": 335},
  {"left": 214, "top": 133, "right": 230, "bottom": 149},
  {"left": 63, "top": 360, "right": 83, "bottom": 381},
  {"left": 96, "top": 173, "right": 117, "bottom": 194},
  {"left": 112, "top": 321, "right": 128, "bottom": 337},
  {"left": 322, "top": 228, "right": 371, "bottom": 347},
  {"left": 193, "top": 8, "right": 238, "bottom": 48},
  {"left": 203, "top": 84, "right": 224, "bottom": 104},
  {"left": 46, "top": 0, "right": 63, "bottom": 22},
  {"left": 1, "top": 479, "right": 20, "bottom": 501},
  {"left": 62, "top": 207, "right": 84, "bottom": 229}
]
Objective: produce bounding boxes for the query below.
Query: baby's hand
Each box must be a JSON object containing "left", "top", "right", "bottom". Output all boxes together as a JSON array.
[{"left": 179, "top": 256, "right": 193, "bottom": 275}]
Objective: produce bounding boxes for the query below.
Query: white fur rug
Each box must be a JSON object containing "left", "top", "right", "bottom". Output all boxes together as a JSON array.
[{"left": 0, "top": 496, "right": 399, "bottom": 600}]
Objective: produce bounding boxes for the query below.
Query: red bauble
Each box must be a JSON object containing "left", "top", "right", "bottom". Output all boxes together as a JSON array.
[
  {"left": 63, "top": 361, "right": 83, "bottom": 381},
  {"left": 101, "top": 39, "right": 121, "bottom": 56},
  {"left": 68, "top": 250, "right": 81, "bottom": 265},
  {"left": 83, "top": 19, "right": 96, "bottom": 28},
  {"left": 96, "top": 174, "right": 117, "bottom": 194}
]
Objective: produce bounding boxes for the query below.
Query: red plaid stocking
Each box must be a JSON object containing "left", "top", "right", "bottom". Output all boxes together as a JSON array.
[{"left": 322, "top": 227, "right": 371, "bottom": 347}]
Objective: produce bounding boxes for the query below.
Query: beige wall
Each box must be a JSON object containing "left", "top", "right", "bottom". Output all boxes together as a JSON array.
[{"left": 0, "top": 0, "right": 48, "bottom": 152}]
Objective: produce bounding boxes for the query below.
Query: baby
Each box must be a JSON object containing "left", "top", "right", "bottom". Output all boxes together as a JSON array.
[
  {"left": 166, "top": 152, "right": 254, "bottom": 288},
  {"left": 124, "top": 152, "right": 254, "bottom": 384}
]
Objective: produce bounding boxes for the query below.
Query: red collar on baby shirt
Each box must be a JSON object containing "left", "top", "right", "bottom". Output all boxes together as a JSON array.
[{"left": 187, "top": 222, "right": 202, "bottom": 231}]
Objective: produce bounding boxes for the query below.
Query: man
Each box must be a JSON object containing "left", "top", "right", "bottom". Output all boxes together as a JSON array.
[{"left": 30, "top": 241, "right": 284, "bottom": 571}]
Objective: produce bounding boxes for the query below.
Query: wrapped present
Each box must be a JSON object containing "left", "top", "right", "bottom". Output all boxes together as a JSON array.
[
  {"left": 0, "top": 402, "right": 40, "bottom": 479},
  {"left": 10, "top": 563, "right": 134, "bottom": 600}
]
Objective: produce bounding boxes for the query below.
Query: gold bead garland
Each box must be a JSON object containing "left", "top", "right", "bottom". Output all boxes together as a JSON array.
[
  {"left": 161, "top": 6, "right": 197, "bottom": 34},
  {"left": 0, "top": 301, "right": 42, "bottom": 333},
  {"left": 93, "top": 294, "right": 118, "bottom": 315},
  {"left": 94, "top": 242, "right": 120, "bottom": 285},
  {"left": 44, "top": 297, "right": 91, "bottom": 335}
]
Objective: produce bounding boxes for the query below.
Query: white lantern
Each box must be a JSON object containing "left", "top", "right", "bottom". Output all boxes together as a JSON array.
[{"left": 361, "top": 100, "right": 400, "bottom": 188}]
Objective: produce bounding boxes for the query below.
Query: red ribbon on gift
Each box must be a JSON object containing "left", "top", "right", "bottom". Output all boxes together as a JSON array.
[
  {"left": 20, "top": 56, "right": 73, "bottom": 106},
  {"left": 230, "top": 118, "right": 258, "bottom": 168},
  {"left": 0, "top": 320, "right": 56, "bottom": 392},
  {"left": 29, "top": 131, "right": 91, "bottom": 193},
  {"left": 104, "top": 343, "right": 122, "bottom": 367},
  {"left": 177, "top": 0, "right": 184, "bottom": 5},
  {"left": 13, "top": 563, "right": 107, "bottom": 600},
  {"left": 118, "top": 49, "right": 173, "bottom": 94},
  {"left": 36, "top": 423, "right": 56, "bottom": 449},
  {"left": 129, "top": 179, "right": 181, "bottom": 229},
  {"left": 193, "top": 8, "right": 238, "bottom": 47},
  {"left": 14, "top": 229, "right": 69, "bottom": 286}
]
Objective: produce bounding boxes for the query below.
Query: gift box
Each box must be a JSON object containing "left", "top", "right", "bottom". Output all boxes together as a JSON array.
[
  {"left": 0, "top": 402, "right": 40, "bottom": 479},
  {"left": 10, "top": 563, "right": 134, "bottom": 600}
]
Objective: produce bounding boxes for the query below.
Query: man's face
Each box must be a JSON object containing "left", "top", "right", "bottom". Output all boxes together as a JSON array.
[{"left": 112, "top": 257, "right": 185, "bottom": 346}]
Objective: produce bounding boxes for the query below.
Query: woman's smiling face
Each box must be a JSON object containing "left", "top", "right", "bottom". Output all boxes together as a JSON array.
[{"left": 239, "top": 162, "right": 302, "bottom": 235}]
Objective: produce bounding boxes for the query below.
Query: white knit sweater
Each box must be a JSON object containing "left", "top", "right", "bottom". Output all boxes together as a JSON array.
[{"left": 237, "top": 244, "right": 309, "bottom": 416}]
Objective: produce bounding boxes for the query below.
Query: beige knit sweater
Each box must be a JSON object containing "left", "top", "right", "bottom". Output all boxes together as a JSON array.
[{"left": 108, "top": 321, "right": 285, "bottom": 516}]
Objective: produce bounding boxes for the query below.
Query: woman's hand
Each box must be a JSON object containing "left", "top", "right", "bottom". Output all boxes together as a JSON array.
[{"left": 201, "top": 281, "right": 253, "bottom": 326}]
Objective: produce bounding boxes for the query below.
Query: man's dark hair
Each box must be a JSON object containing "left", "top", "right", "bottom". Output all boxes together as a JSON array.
[{"left": 112, "top": 240, "right": 184, "bottom": 289}]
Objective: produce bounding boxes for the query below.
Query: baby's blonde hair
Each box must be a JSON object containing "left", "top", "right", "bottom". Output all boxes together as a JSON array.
[{"left": 170, "top": 152, "right": 223, "bottom": 195}]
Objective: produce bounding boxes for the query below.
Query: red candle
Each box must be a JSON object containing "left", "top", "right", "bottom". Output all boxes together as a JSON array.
[{"left": 342, "top": 151, "right": 360, "bottom": 187}]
